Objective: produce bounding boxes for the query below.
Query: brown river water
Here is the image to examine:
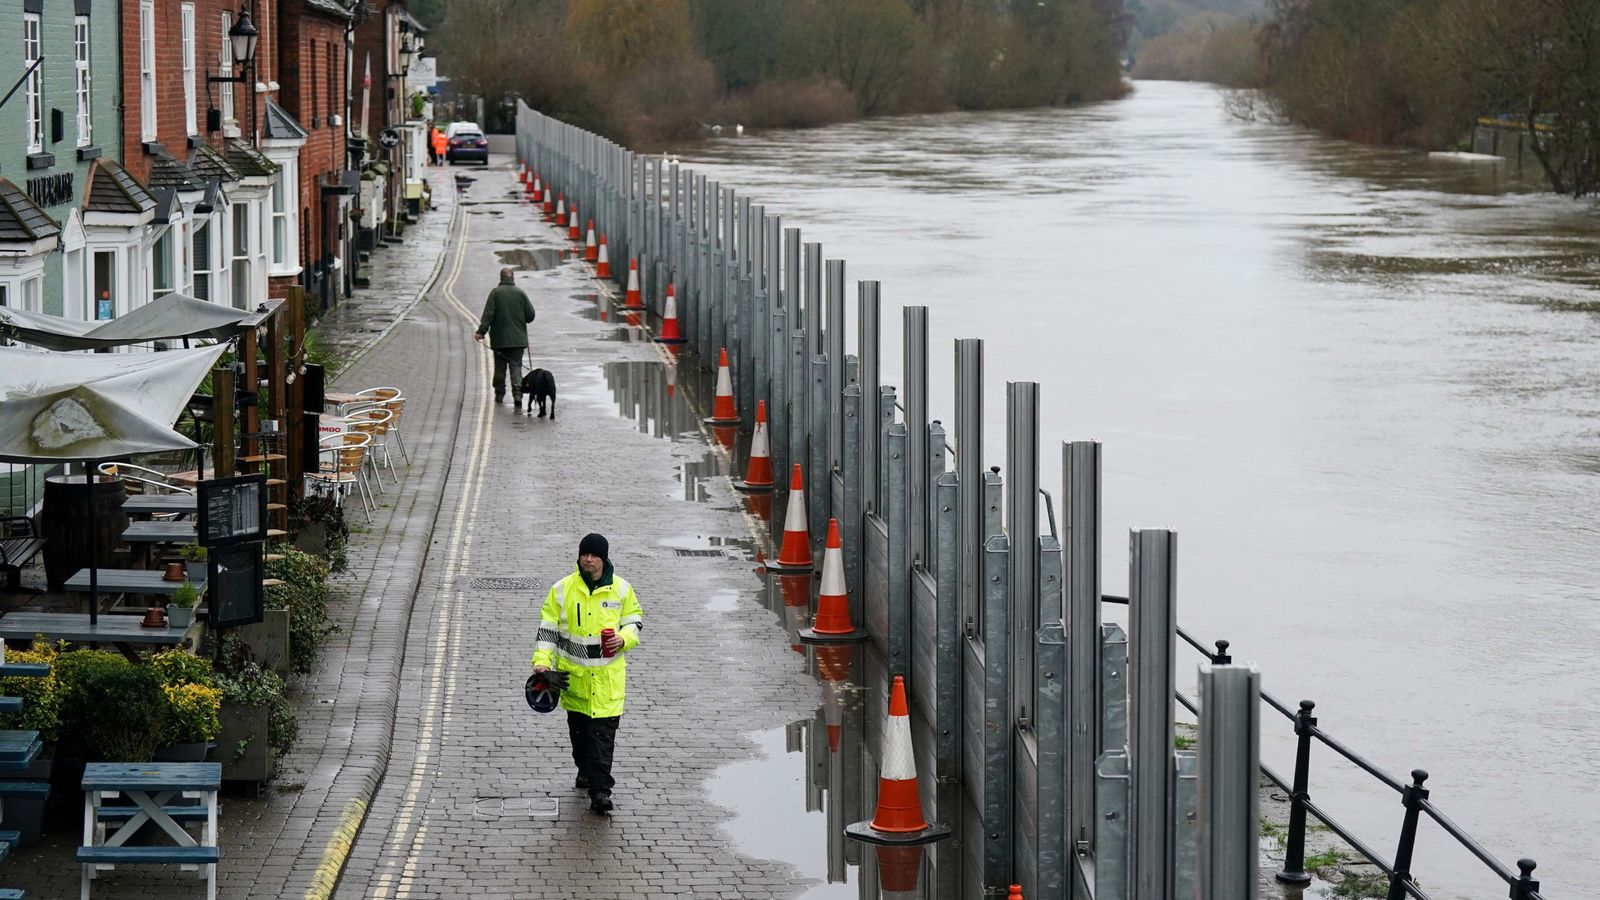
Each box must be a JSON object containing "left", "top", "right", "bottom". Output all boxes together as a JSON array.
[{"left": 671, "top": 79, "right": 1599, "bottom": 897}]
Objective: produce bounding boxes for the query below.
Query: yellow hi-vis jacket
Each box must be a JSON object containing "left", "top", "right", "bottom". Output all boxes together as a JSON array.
[{"left": 531, "top": 566, "right": 643, "bottom": 718}]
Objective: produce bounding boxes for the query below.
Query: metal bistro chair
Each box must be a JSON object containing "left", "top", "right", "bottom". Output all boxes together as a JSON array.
[
  {"left": 97, "top": 462, "right": 196, "bottom": 521},
  {"left": 345, "top": 407, "right": 398, "bottom": 490},
  {"left": 353, "top": 388, "right": 409, "bottom": 464},
  {"left": 307, "top": 432, "right": 375, "bottom": 523}
]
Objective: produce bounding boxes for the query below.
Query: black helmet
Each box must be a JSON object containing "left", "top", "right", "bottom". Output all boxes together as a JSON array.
[{"left": 524, "top": 670, "right": 568, "bottom": 714}]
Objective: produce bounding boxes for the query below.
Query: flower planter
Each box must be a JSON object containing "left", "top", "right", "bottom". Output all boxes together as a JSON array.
[
  {"left": 153, "top": 741, "right": 215, "bottom": 763},
  {"left": 165, "top": 605, "right": 196, "bottom": 630},
  {"left": 218, "top": 702, "right": 273, "bottom": 789},
  {"left": 0, "top": 750, "right": 53, "bottom": 846}
]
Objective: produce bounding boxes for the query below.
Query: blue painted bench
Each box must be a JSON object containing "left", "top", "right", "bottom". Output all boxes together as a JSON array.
[
  {"left": 77, "top": 846, "right": 219, "bottom": 865},
  {"left": 0, "top": 699, "right": 19, "bottom": 714},
  {"left": 0, "top": 888, "right": 24, "bottom": 899},
  {"left": 0, "top": 664, "right": 49, "bottom": 679},
  {"left": 96, "top": 805, "right": 212, "bottom": 824},
  {"left": 80, "top": 762, "right": 220, "bottom": 900}
]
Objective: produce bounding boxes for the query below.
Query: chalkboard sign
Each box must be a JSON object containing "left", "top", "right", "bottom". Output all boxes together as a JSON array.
[
  {"left": 209, "top": 541, "right": 264, "bottom": 628},
  {"left": 197, "top": 474, "right": 267, "bottom": 548}
]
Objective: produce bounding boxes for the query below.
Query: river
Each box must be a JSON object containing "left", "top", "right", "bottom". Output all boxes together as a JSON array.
[{"left": 670, "top": 80, "right": 1599, "bottom": 897}]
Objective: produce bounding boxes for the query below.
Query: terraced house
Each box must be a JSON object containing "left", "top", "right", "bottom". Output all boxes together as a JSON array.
[{"left": 0, "top": 0, "right": 122, "bottom": 316}]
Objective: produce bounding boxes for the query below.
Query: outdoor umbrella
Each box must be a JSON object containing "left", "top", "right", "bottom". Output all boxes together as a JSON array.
[
  {"left": 0, "top": 343, "right": 227, "bottom": 623},
  {"left": 0, "top": 292, "right": 250, "bottom": 352}
]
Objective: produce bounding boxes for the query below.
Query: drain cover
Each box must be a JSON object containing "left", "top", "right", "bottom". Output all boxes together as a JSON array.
[
  {"left": 673, "top": 549, "right": 727, "bottom": 558},
  {"left": 473, "top": 796, "right": 560, "bottom": 819},
  {"left": 468, "top": 577, "right": 545, "bottom": 590}
]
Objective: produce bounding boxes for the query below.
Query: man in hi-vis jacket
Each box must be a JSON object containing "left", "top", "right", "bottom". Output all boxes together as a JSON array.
[{"left": 532, "top": 533, "right": 643, "bottom": 814}]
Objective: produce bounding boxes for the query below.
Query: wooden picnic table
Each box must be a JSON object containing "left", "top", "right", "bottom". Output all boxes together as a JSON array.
[
  {"left": 120, "top": 521, "right": 198, "bottom": 544},
  {"left": 121, "top": 495, "right": 198, "bottom": 517},
  {"left": 80, "top": 762, "right": 220, "bottom": 899},
  {"left": 63, "top": 568, "right": 206, "bottom": 598},
  {"left": 0, "top": 612, "right": 198, "bottom": 662}
]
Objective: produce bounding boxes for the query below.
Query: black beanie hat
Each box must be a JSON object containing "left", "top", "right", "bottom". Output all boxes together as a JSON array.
[{"left": 578, "top": 533, "right": 609, "bottom": 561}]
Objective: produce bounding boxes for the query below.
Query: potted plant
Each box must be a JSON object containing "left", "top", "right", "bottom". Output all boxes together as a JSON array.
[
  {"left": 53, "top": 650, "right": 166, "bottom": 763},
  {"left": 214, "top": 648, "right": 298, "bottom": 790},
  {"left": 167, "top": 581, "right": 200, "bottom": 630},
  {"left": 178, "top": 543, "right": 207, "bottom": 581},
  {"left": 0, "top": 640, "right": 62, "bottom": 846},
  {"left": 154, "top": 683, "right": 221, "bottom": 762}
]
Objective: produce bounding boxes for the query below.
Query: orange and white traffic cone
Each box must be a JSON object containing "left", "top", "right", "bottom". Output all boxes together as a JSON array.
[
  {"left": 735, "top": 400, "right": 774, "bottom": 493},
  {"left": 584, "top": 220, "right": 598, "bottom": 262},
  {"left": 621, "top": 259, "right": 643, "bottom": 310},
  {"left": 801, "top": 519, "right": 867, "bottom": 644},
  {"left": 844, "top": 675, "right": 951, "bottom": 849},
  {"left": 704, "top": 348, "right": 739, "bottom": 426},
  {"left": 820, "top": 677, "right": 845, "bottom": 753},
  {"left": 542, "top": 187, "right": 553, "bottom": 219},
  {"left": 596, "top": 235, "right": 612, "bottom": 279},
  {"left": 768, "top": 464, "right": 814, "bottom": 573},
  {"left": 568, "top": 208, "right": 581, "bottom": 242},
  {"left": 654, "top": 284, "right": 687, "bottom": 346},
  {"left": 554, "top": 194, "right": 566, "bottom": 227}
]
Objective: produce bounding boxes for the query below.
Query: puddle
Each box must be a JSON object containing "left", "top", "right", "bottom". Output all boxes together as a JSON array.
[
  {"left": 709, "top": 728, "right": 858, "bottom": 898},
  {"left": 705, "top": 589, "right": 740, "bottom": 613},
  {"left": 661, "top": 533, "right": 756, "bottom": 558},
  {"left": 495, "top": 247, "right": 566, "bottom": 271}
]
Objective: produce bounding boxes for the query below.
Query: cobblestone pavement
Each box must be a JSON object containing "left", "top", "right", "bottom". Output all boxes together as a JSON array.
[{"left": 2, "top": 157, "right": 824, "bottom": 899}]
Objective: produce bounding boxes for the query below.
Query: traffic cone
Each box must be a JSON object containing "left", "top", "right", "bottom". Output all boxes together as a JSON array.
[
  {"left": 735, "top": 400, "right": 774, "bottom": 493},
  {"left": 869, "top": 676, "right": 928, "bottom": 833},
  {"left": 665, "top": 361, "right": 677, "bottom": 398},
  {"left": 596, "top": 235, "right": 612, "bottom": 278},
  {"left": 622, "top": 259, "right": 643, "bottom": 310},
  {"left": 704, "top": 349, "right": 739, "bottom": 425},
  {"left": 746, "top": 490, "right": 772, "bottom": 522},
  {"left": 524, "top": 174, "right": 537, "bottom": 198},
  {"left": 769, "top": 465, "right": 813, "bottom": 572},
  {"left": 820, "top": 678, "right": 844, "bottom": 753},
  {"left": 1007, "top": 886, "right": 1023, "bottom": 899},
  {"left": 875, "top": 845, "right": 926, "bottom": 897},
  {"left": 584, "top": 220, "right": 598, "bottom": 262},
  {"left": 815, "top": 644, "right": 852, "bottom": 683},
  {"left": 800, "top": 519, "right": 867, "bottom": 644},
  {"left": 554, "top": 194, "right": 566, "bottom": 227},
  {"left": 568, "top": 207, "right": 581, "bottom": 241},
  {"left": 654, "top": 284, "right": 686, "bottom": 346},
  {"left": 542, "top": 187, "right": 553, "bottom": 219}
]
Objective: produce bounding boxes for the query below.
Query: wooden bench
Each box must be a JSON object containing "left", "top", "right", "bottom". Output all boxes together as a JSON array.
[
  {"left": 80, "top": 762, "right": 220, "bottom": 900},
  {"left": 77, "top": 845, "right": 220, "bottom": 865},
  {"left": 0, "top": 517, "right": 45, "bottom": 593},
  {"left": 96, "top": 805, "right": 211, "bottom": 824}
]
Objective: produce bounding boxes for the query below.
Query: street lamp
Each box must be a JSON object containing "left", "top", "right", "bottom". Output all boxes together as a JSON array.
[
  {"left": 207, "top": 5, "right": 260, "bottom": 136},
  {"left": 398, "top": 35, "right": 415, "bottom": 75}
]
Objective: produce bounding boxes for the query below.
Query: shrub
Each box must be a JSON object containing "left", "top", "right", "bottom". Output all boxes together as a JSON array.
[
  {"left": 289, "top": 493, "right": 350, "bottom": 573},
  {"left": 54, "top": 650, "right": 166, "bottom": 761},
  {"left": 161, "top": 683, "right": 222, "bottom": 744},
  {"left": 178, "top": 543, "right": 207, "bottom": 563},
  {"left": 170, "top": 581, "right": 200, "bottom": 609},
  {"left": 722, "top": 79, "right": 858, "bottom": 130},
  {"left": 266, "top": 544, "right": 335, "bottom": 674},
  {"left": 148, "top": 648, "right": 214, "bottom": 689},
  {"left": 214, "top": 658, "right": 298, "bottom": 758},
  {"left": 0, "top": 640, "right": 63, "bottom": 742}
]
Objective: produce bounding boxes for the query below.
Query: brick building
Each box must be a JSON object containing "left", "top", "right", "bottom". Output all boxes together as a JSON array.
[{"left": 350, "top": 0, "right": 425, "bottom": 253}]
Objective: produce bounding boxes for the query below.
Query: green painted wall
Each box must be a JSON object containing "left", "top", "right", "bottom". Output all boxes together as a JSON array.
[{"left": 0, "top": 0, "right": 122, "bottom": 315}]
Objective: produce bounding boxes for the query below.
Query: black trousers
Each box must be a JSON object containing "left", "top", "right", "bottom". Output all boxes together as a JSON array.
[
  {"left": 567, "top": 710, "right": 621, "bottom": 796},
  {"left": 492, "top": 349, "right": 525, "bottom": 400}
]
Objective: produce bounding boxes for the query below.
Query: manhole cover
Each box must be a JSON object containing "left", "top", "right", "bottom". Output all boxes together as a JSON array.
[
  {"left": 673, "top": 549, "right": 726, "bottom": 558},
  {"left": 468, "top": 577, "right": 544, "bottom": 590},
  {"left": 473, "top": 796, "right": 559, "bottom": 819}
]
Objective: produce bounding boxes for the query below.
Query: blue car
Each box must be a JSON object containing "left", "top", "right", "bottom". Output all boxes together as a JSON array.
[{"left": 448, "top": 128, "right": 489, "bottom": 165}]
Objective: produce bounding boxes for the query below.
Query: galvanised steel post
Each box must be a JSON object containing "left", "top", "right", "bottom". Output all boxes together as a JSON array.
[
  {"left": 842, "top": 384, "right": 863, "bottom": 603},
  {"left": 790, "top": 331, "right": 809, "bottom": 509},
  {"left": 1198, "top": 664, "right": 1261, "bottom": 900},
  {"left": 879, "top": 387, "right": 898, "bottom": 515},
  {"left": 804, "top": 242, "right": 823, "bottom": 354},
  {"left": 1007, "top": 382, "right": 1039, "bottom": 727},
  {"left": 933, "top": 471, "right": 963, "bottom": 900},
  {"left": 886, "top": 423, "right": 910, "bottom": 678},
  {"left": 1036, "top": 536, "right": 1067, "bottom": 899},
  {"left": 811, "top": 356, "right": 829, "bottom": 539},
  {"left": 1174, "top": 751, "right": 1200, "bottom": 900},
  {"left": 1385, "top": 771, "right": 1430, "bottom": 900},
  {"left": 770, "top": 308, "right": 789, "bottom": 511},
  {"left": 983, "top": 531, "right": 1013, "bottom": 894},
  {"left": 858, "top": 282, "right": 882, "bottom": 514},
  {"left": 752, "top": 208, "right": 771, "bottom": 430},
  {"left": 905, "top": 307, "right": 929, "bottom": 568},
  {"left": 1278, "top": 701, "right": 1317, "bottom": 885},
  {"left": 956, "top": 339, "right": 984, "bottom": 637},
  {"left": 799, "top": 242, "right": 821, "bottom": 513},
  {"left": 927, "top": 421, "right": 947, "bottom": 578},
  {"left": 1065, "top": 439, "right": 1102, "bottom": 859},
  {"left": 1095, "top": 622, "right": 1131, "bottom": 900},
  {"left": 650, "top": 158, "right": 663, "bottom": 310},
  {"left": 826, "top": 260, "right": 846, "bottom": 474},
  {"left": 1128, "top": 529, "right": 1178, "bottom": 900}
]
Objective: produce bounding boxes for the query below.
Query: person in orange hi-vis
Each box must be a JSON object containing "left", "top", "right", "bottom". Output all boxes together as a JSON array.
[{"left": 429, "top": 125, "right": 447, "bottom": 165}]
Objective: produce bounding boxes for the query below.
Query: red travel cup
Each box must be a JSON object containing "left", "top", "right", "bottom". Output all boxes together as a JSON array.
[{"left": 601, "top": 628, "right": 616, "bottom": 658}]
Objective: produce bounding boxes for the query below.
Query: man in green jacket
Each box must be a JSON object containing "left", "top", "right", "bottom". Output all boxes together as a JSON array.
[
  {"left": 532, "top": 533, "right": 643, "bottom": 814},
  {"left": 474, "top": 267, "right": 537, "bottom": 408}
]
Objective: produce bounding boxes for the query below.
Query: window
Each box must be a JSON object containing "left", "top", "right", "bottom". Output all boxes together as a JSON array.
[
  {"left": 192, "top": 221, "right": 213, "bottom": 302},
  {"left": 63, "top": 246, "right": 87, "bottom": 320},
  {"left": 327, "top": 43, "right": 337, "bottom": 119},
  {"left": 270, "top": 162, "right": 294, "bottom": 269},
  {"left": 21, "top": 278, "right": 42, "bottom": 313},
  {"left": 93, "top": 251, "right": 117, "bottom": 319},
  {"left": 182, "top": 5, "right": 197, "bottom": 136},
  {"left": 231, "top": 201, "right": 251, "bottom": 310},
  {"left": 310, "top": 43, "right": 319, "bottom": 123},
  {"left": 219, "top": 12, "right": 235, "bottom": 129},
  {"left": 75, "top": 17, "right": 92, "bottom": 147},
  {"left": 140, "top": 1, "right": 156, "bottom": 141},
  {"left": 153, "top": 229, "right": 175, "bottom": 299},
  {"left": 24, "top": 14, "right": 42, "bottom": 153}
]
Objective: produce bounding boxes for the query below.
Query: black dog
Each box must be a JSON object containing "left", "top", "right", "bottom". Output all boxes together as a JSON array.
[{"left": 520, "top": 368, "right": 557, "bottom": 419}]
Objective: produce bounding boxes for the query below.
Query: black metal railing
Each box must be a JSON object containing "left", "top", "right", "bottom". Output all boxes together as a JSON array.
[{"left": 1101, "top": 594, "right": 1547, "bottom": 900}]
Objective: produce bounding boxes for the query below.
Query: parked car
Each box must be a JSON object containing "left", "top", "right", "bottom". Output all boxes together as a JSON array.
[{"left": 448, "top": 127, "right": 489, "bottom": 165}]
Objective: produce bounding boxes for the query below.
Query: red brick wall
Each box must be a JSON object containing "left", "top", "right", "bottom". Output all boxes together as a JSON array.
[{"left": 278, "top": 0, "right": 348, "bottom": 274}]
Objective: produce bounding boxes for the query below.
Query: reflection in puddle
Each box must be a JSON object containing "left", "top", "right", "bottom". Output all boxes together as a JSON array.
[
  {"left": 705, "top": 589, "right": 740, "bottom": 613},
  {"left": 494, "top": 247, "right": 566, "bottom": 271}
]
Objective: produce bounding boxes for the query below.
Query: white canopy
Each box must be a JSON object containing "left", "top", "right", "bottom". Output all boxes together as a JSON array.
[
  {"left": 0, "top": 344, "right": 226, "bottom": 463},
  {"left": 0, "top": 293, "right": 250, "bottom": 351}
]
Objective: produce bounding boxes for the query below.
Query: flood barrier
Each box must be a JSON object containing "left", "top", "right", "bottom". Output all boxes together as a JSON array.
[{"left": 514, "top": 103, "right": 1550, "bottom": 900}]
